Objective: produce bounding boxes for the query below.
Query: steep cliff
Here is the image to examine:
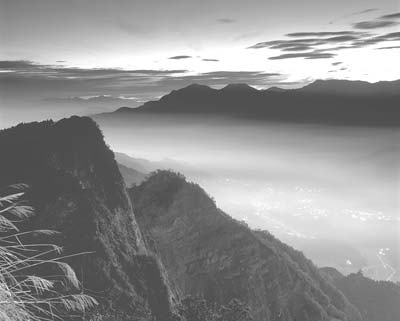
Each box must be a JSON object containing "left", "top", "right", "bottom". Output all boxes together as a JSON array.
[
  {"left": 0, "top": 117, "right": 176, "bottom": 321},
  {"left": 130, "top": 171, "right": 363, "bottom": 321}
]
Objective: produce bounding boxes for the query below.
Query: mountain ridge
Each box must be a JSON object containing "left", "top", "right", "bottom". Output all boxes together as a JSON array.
[
  {"left": 130, "top": 170, "right": 363, "bottom": 321},
  {"left": 299, "top": 79, "right": 400, "bottom": 96},
  {"left": 95, "top": 78, "right": 400, "bottom": 126}
]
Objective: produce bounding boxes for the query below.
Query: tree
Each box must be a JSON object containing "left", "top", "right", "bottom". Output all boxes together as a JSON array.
[
  {"left": 217, "top": 299, "right": 253, "bottom": 321},
  {"left": 176, "top": 296, "right": 253, "bottom": 321},
  {"left": 177, "top": 296, "right": 217, "bottom": 321}
]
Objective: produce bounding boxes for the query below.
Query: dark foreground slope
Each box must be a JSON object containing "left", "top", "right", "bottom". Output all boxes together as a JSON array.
[
  {"left": 130, "top": 171, "right": 362, "bottom": 321},
  {"left": 0, "top": 117, "right": 176, "bottom": 321},
  {"left": 321, "top": 268, "right": 400, "bottom": 321}
]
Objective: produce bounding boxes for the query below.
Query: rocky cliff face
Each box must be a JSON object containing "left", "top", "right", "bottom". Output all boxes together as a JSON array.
[
  {"left": 130, "top": 171, "right": 363, "bottom": 321},
  {"left": 0, "top": 117, "right": 176, "bottom": 321}
]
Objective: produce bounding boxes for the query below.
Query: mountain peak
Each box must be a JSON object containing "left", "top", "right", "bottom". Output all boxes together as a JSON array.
[
  {"left": 180, "top": 83, "right": 213, "bottom": 92},
  {"left": 221, "top": 83, "right": 258, "bottom": 92},
  {"left": 265, "top": 86, "right": 286, "bottom": 92},
  {"left": 161, "top": 83, "right": 215, "bottom": 100},
  {"left": 115, "top": 106, "right": 134, "bottom": 112}
]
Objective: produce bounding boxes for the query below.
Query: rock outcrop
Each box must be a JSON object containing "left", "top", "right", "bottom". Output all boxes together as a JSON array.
[{"left": 0, "top": 117, "right": 176, "bottom": 321}]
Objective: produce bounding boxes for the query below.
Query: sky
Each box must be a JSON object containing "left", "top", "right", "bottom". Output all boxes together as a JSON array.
[{"left": 0, "top": 0, "right": 400, "bottom": 125}]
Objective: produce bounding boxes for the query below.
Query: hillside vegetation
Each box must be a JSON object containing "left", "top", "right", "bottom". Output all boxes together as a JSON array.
[
  {"left": 321, "top": 268, "right": 400, "bottom": 321},
  {"left": 130, "top": 170, "right": 362, "bottom": 321}
]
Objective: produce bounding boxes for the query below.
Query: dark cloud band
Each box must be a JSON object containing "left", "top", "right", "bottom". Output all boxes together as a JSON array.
[
  {"left": 168, "top": 55, "right": 192, "bottom": 60},
  {"left": 353, "top": 20, "right": 399, "bottom": 29},
  {"left": 0, "top": 60, "right": 288, "bottom": 101},
  {"left": 217, "top": 18, "right": 236, "bottom": 23},
  {"left": 380, "top": 12, "right": 400, "bottom": 19},
  {"left": 269, "top": 52, "right": 336, "bottom": 60},
  {"left": 286, "top": 31, "right": 358, "bottom": 37},
  {"left": 248, "top": 14, "right": 400, "bottom": 60}
]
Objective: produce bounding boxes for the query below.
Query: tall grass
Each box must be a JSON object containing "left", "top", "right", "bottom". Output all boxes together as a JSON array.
[{"left": 0, "top": 184, "right": 97, "bottom": 320}]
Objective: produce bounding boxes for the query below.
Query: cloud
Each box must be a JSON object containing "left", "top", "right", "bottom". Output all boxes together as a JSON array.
[
  {"left": 248, "top": 33, "right": 364, "bottom": 50},
  {"left": 352, "top": 8, "right": 379, "bottom": 16},
  {"left": 0, "top": 60, "right": 44, "bottom": 70},
  {"left": 376, "top": 46, "right": 400, "bottom": 50},
  {"left": 286, "top": 31, "right": 358, "bottom": 37},
  {"left": 279, "top": 45, "right": 313, "bottom": 52},
  {"left": 154, "top": 70, "right": 292, "bottom": 90},
  {"left": 200, "top": 71, "right": 281, "bottom": 78},
  {"left": 247, "top": 33, "right": 367, "bottom": 60},
  {"left": 168, "top": 55, "right": 192, "bottom": 60},
  {"left": 332, "top": 62, "right": 343, "bottom": 66},
  {"left": 247, "top": 14, "right": 400, "bottom": 59},
  {"left": 247, "top": 9, "right": 400, "bottom": 62},
  {"left": 202, "top": 58, "right": 219, "bottom": 62},
  {"left": 0, "top": 60, "right": 187, "bottom": 76},
  {"left": 376, "top": 31, "right": 400, "bottom": 40},
  {"left": 159, "top": 71, "right": 282, "bottom": 84},
  {"left": 217, "top": 18, "right": 236, "bottom": 23},
  {"left": 328, "top": 66, "right": 348, "bottom": 73},
  {"left": 380, "top": 12, "right": 400, "bottom": 19},
  {"left": 0, "top": 60, "right": 291, "bottom": 104},
  {"left": 329, "top": 8, "right": 378, "bottom": 24},
  {"left": 353, "top": 20, "right": 399, "bottom": 29},
  {"left": 349, "top": 31, "right": 400, "bottom": 48},
  {"left": 269, "top": 52, "right": 336, "bottom": 60},
  {"left": 328, "top": 35, "right": 361, "bottom": 41},
  {"left": 0, "top": 60, "right": 190, "bottom": 101}
]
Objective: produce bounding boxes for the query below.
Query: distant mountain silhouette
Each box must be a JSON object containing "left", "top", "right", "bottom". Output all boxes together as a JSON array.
[
  {"left": 299, "top": 79, "right": 400, "bottom": 96},
  {"left": 45, "top": 95, "right": 139, "bottom": 108},
  {"left": 115, "top": 152, "right": 166, "bottom": 173},
  {"left": 118, "top": 163, "right": 147, "bottom": 187},
  {"left": 96, "top": 79, "right": 400, "bottom": 126},
  {"left": 115, "top": 152, "right": 197, "bottom": 176}
]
